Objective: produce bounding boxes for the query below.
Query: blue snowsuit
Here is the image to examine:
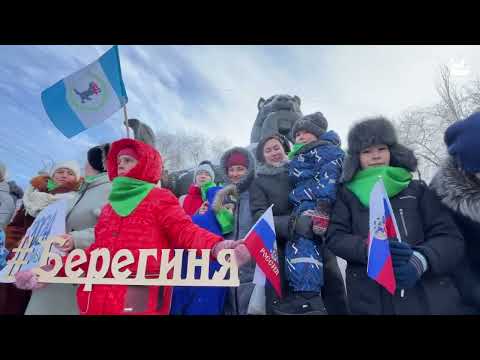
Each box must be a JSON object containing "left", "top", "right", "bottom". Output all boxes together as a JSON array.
[
  {"left": 285, "top": 131, "right": 344, "bottom": 293},
  {"left": 170, "top": 186, "right": 229, "bottom": 315}
]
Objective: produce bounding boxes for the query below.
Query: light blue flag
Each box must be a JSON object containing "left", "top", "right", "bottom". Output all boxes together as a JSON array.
[{"left": 41, "top": 45, "right": 128, "bottom": 138}]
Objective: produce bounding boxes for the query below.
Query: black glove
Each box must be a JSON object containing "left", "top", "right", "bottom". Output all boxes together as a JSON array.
[
  {"left": 393, "top": 251, "right": 427, "bottom": 289},
  {"left": 389, "top": 240, "right": 413, "bottom": 266},
  {"left": 291, "top": 214, "right": 314, "bottom": 240}
]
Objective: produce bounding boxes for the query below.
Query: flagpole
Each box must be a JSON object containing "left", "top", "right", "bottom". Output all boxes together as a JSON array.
[{"left": 123, "top": 105, "right": 130, "bottom": 139}]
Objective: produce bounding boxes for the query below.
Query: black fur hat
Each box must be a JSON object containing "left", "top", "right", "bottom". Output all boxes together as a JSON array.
[
  {"left": 291, "top": 112, "right": 328, "bottom": 140},
  {"left": 256, "top": 133, "right": 291, "bottom": 163},
  {"left": 342, "top": 117, "right": 417, "bottom": 182}
]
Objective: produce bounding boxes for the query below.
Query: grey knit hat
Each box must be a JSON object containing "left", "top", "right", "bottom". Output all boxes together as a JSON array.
[
  {"left": 291, "top": 112, "right": 328, "bottom": 140},
  {"left": 194, "top": 161, "right": 215, "bottom": 184},
  {"left": 342, "top": 117, "right": 418, "bottom": 182}
]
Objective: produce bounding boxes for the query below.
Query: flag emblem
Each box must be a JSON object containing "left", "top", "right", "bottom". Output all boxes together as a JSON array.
[{"left": 42, "top": 45, "right": 127, "bottom": 138}]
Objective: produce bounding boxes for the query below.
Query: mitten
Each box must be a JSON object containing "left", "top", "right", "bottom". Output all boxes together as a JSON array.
[
  {"left": 15, "top": 270, "right": 46, "bottom": 290},
  {"left": 389, "top": 240, "right": 413, "bottom": 266},
  {"left": 393, "top": 251, "right": 428, "bottom": 289},
  {"left": 294, "top": 214, "right": 314, "bottom": 239},
  {"left": 311, "top": 212, "right": 330, "bottom": 236}
]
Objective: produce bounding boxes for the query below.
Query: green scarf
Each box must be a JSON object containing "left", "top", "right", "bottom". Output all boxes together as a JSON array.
[
  {"left": 288, "top": 143, "right": 306, "bottom": 160},
  {"left": 216, "top": 208, "right": 234, "bottom": 235},
  {"left": 85, "top": 174, "right": 104, "bottom": 184},
  {"left": 108, "top": 177, "right": 155, "bottom": 217},
  {"left": 47, "top": 178, "right": 58, "bottom": 192},
  {"left": 346, "top": 166, "right": 412, "bottom": 207},
  {"left": 200, "top": 181, "right": 216, "bottom": 201}
]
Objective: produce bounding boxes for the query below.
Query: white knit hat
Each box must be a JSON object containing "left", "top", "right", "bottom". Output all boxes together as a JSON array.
[{"left": 50, "top": 160, "right": 81, "bottom": 181}]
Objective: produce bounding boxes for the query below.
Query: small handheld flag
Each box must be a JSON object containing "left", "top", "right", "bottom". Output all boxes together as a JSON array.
[
  {"left": 244, "top": 205, "right": 282, "bottom": 298},
  {"left": 367, "top": 178, "right": 400, "bottom": 295},
  {"left": 41, "top": 45, "right": 128, "bottom": 138}
]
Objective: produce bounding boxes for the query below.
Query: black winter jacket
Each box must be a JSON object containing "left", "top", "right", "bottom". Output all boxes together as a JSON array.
[
  {"left": 430, "top": 157, "right": 480, "bottom": 312},
  {"left": 327, "top": 180, "right": 466, "bottom": 315}
]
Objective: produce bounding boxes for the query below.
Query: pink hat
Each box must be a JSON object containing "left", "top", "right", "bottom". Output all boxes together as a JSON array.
[{"left": 117, "top": 147, "right": 139, "bottom": 160}]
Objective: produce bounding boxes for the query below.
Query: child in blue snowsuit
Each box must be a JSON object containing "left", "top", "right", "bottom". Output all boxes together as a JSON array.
[
  {"left": 170, "top": 182, "right": 236, "bottom": 315},
  {"left": 274, "top": 112, "right": 344, "bottom": 315}
]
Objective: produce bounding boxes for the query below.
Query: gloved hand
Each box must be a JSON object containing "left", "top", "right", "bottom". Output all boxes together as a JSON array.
[
  {"left": 293, "top": 214, "right": 314, "bottom": 239},
  {"left": 312, "top": 201, "right": 332, "bottom": 236},
  {"left": 389, "top": 240, "right": 413, "bottom": 266},
  {"left": 311, "top": 212, "right": 330, "bottom": 236},
  {"left": 393, "top": 251, "right": 428, "bottom": 289},
  {"left": 15, "top": 270, "right": 46, "bottom": 290}
]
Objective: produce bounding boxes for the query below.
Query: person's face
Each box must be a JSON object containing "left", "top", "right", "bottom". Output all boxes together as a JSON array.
[
  {"left": 52, "top": 168, "right": 76, "bottom": 186},
  {"left": 195, "top": 170, "right": 212, "bottom": 186},
  {"left": 263, "top": 138, "right": 287, "bottom": 166},
  {"left": 227, "top": 165, "right": 247, "bottom": 184},
  {"left": 84, "top": 161, "right": 99, "bottom": 177},
  {"left": 295, "top": 130, "right": 318, "bottom": 145},
  {"left": 117, "top": 155, "right": 138, "bottom": 176},
  {"left": 359, "top": 144, "right": 391, "bottom": 169}
]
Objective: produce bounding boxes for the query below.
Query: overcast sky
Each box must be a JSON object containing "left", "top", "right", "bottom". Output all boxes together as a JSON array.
[{"left": 1, "top": 45, "right": 479, "bottom": 188}]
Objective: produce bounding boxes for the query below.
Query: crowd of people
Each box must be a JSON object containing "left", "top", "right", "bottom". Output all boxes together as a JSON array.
[{"left": 1, "top": 110, "right": 480, "bottom": 315}]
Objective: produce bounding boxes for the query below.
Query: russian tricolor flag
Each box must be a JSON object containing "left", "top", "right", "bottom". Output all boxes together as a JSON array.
[
  {"left": 367, "top": 179, "right": 400, "bottom": 295},
  {"left": 244, "top": 205, "right": 282, "bottom": 297}
]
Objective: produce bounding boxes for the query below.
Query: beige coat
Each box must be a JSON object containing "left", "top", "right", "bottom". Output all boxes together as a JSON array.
[{"left": 25, "top": 173, "right": 111, "bottom": 315}]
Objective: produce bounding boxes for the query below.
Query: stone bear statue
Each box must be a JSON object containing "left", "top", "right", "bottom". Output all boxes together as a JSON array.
[
  {"left": 250, "top": 94, "right": 303, "bottom": 144},
  {"left": 171, "top": 95, "right": 304, "bottom": 197}
]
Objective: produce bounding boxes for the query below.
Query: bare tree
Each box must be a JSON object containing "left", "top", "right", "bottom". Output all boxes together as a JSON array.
[
  {"left": 396, "top": 64, "right": 480, "bottom": 181},
  {"left": 396, "top": 108, "right": 446, "bottom": 180},
  {"left": 154, "top": 129, "right": 232, "bottom": 172}
]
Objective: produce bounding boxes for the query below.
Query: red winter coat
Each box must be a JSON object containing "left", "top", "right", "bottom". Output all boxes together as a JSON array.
[
  {"left": 64, "top": 139, "right": 222, "bottom": 315},
  {"left": 182, "top": 184, "right": 203, "bottom": 216}
]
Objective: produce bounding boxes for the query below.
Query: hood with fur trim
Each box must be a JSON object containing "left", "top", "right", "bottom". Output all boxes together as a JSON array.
[
  {"left": 431, "top": 156, "right": 480, "bottom": 224},
  {"left": 341, "top": 117, "right": 418, "bottom": 183},
  {"left": 23, "top": 175, "right": 80, "bottom": 217},
  {"left": 220, "top": 146, "right": 256, "bottom": 193},
  {"left": 212, "top": 184, "right": 239, "bottom": 214}
]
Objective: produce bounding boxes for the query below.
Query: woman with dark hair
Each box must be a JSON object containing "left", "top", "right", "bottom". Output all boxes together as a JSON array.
[{"left": 249, "top": 133, "right": 348, "bottom": 315}]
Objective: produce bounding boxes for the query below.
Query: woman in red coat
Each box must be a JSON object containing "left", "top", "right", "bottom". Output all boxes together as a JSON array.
[{"left": 16, "top": 138, "right": 250, "bottom": 315}]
